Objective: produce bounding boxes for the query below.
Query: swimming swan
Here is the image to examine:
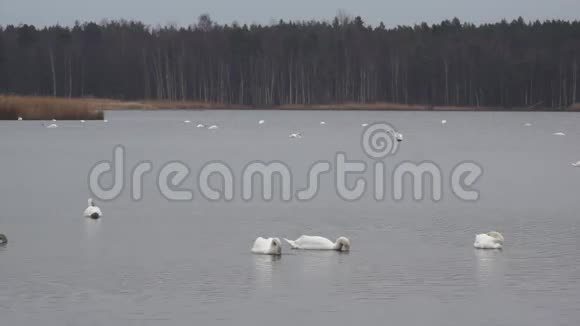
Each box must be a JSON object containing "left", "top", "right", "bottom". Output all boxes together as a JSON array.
[
  {"left": 392, "top": 131, "right": 403, "bottom": 142},
  {"left": 0, "top": 234, "right": 7, "bottom": 245},
  {"left": 284, "top": 235, "right": 351, "bottom": 251},
  {"left": 288, "top": 132, "right": 303, "bottom": 139},
  {"left": 83, "top": 198, "right": 103, "bottom": 219},
  {"left": 251, "top": 237, "right": 282, "bottom": 255},
  {"left": 572, "top": 161, "right": 580, "bottom": 167},
  {"left": 473, "top": 231, "right": 504, "bottom": 249},
  {"left": 553, "top": 132, "right": 566, "bottom": 136}
]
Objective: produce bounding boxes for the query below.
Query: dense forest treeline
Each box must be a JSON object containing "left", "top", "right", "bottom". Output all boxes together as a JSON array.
[{"left": 1, "top": 15, "right": 580, "bottom": 108}]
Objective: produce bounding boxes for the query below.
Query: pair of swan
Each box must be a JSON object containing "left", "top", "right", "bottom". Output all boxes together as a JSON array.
[
  {"left": 473, "top": 231, "right": 504, "bottom": 249},
  {"left": 195, "top": 123, "right": 218, "bottom": 129},
  {"left": 83, "top": 198, "right": 103, "bottom": 219},
  {"left": 288, "top": 132, "right": 303, "bottom": 139},
  {"left": 0, "top": 234, "right": 7, "bottom": 245},
  {"left": 251, "top": 235, "right": 351, "bottom": 255}
]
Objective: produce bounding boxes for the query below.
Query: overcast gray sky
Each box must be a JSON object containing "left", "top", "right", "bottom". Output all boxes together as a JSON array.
[{"left": 1, "top": 0, "right": 579, "bottom": 27}]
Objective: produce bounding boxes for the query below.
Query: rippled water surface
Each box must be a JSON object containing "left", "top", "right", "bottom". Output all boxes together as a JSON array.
[{"left": 1, "top": 110, "right": 580, "bottom": 325}]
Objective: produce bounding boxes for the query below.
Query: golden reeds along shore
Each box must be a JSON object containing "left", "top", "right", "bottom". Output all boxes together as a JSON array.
[
  {"left": 0, "top": 95, "right": 105, "bottom": 120},
  {"left": 1, "top": 95, "right": 579, "bottom": 120}
]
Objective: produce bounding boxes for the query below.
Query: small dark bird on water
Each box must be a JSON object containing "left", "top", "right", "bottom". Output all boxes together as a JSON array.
[{"left": 0, "top": 234, "right": 7, "bottom": 245}]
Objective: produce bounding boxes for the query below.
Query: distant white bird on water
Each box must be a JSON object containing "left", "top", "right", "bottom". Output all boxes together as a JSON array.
[
  {"left": 473, "top": 231, "right": 504, "bottom": 249},
  {"left": 524, "top": 122, "right": 533, "bottom": 127},
  {"left": 441, "top": 119, "right": 447, "bottom": 124},
  {"left": 572, "top": 161, "right": 580, "bottom": 167},
  {"left": 17, "top": 117, "right": 23, "bottom": 121},
  {"left": 553, "top": 132, "right": 566, "bottom": 136},
  {"left": 392, "top": 131, "right": 403, "bottom": 142},
  {"left": 361, "top": 123, "right": 369, "bottom": 127},
  {"left": 45, "top": 123, "right": 58, "bottom": 129},
  {"left": 80, "top": 120, "right": 86, "bottom": 123},
  {"left": 284, "top": 235, "right": 351, "bottom": 251},
  {"left": 320, "top": 121, "right": 326, "bottom": 125},
  {"left": 184, "top": 120, "right": 191, "bottom": 124},
  {"left": 258, "top": 120, "right": 265, "bottom": 125},
  {"left": 52, "top": 119, "right": 57, "bottom": 122},
  {"left": 103, "top": 119, "right": 108, "bottom": 123},
  {"left": 83, "top": 198, "right": 103, "bottom": 220},
  {"left": 251, "top": 237, "right": 282, "bottom": 255},
  {"left": 208, "top": 125, "right": 219, "bottom": 130},
  {"left": 196, "top": 123, "right": 205, "bottom": 128},
  {"left": 288, "top": 132, "right": 303, "bottom": 139}
]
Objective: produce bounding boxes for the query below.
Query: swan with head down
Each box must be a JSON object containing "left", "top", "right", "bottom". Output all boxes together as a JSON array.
[
  {"left": 474, "top": 231, "right": 504, "bottom": 249},
  {"left": 284, "top": 235, "right": 351, "bottom": 251},
  {"left": 251, "top": 237, "right": 282, "bottom": 255},
  {"left": 83, "top": 198, "right": 103, "bottom": 219}
]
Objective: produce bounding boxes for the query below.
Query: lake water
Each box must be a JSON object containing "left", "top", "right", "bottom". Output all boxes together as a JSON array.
[{"left": 1, "top": 110, "right": 579, "bottom": 325}]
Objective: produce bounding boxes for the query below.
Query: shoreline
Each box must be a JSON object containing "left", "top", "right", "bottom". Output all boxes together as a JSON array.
[{"left": 1, "top": 95, "right": 579, "bottom": 120}]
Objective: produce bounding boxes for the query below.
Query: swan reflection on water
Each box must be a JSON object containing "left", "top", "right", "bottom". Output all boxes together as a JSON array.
[
  {"left": 253, "top": 254, "right": 282, "bottom": 287},
  {"left": 475, "top": 249, "right": 505, "bottom": 284},
  {"left": 84, "top": 218, "right": 102, "bottom": 241}
]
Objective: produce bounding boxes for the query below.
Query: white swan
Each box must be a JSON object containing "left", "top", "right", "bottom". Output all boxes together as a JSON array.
[
  {"left": 320, "top": 121, "right": 326, "bottom": 125},
  {"left": 288, "top": 132, "right": 302, "bottom": 139},
  {"left": 183, "top": 120, "right": 191, "bottom": 124},
  {"left": 258, "top": 120, "right": 265, "bottom": 124},
  {"left": 52, "top": 118, "right": 57, "bottom": 122},
  {"left": 284, "top": 235, "right": 351, "bottom": 251},
  {"left": 80, "top": 120, "right": 86, "bottom": 123},
  {"left": 46, "top": 123, "right": 58, "bottom": 129},
  {"left": 553, "top": 132, "right": 566, "bottom": 136},
  {"left": 208, "top": 125, "right": 219, "bottom": 130},
  {"left": 103, "top": 119, "right": 108, "bottom": 123},
  {"left": 572, "top": 161, "right": 580, "bottom": 167},
  {"left": 196, "top": 123, "right": 205, "bottom": 128},
  {"left": 83, "top": 198, "right": 103, "bottom": 219},
  {"left": 361, "top": 123, "right": 369, "bottom": 127},
  {"left": 441, "top": 119, "right": 447, "bottom": 124},
  {"left": 473, "top": 231, "right": 504, "bottom": 249},
  {"left": 251, "top": 237, "right": 282, "bottom": 255},
  {"left": 17, "top": 117, "right": 23, "bottom": 121},
  {"left": 524, "top": 122, "right": 533, "bottom": 127},
  {"left": 393, "top": 131, "right": 403, "bottom": 142}
]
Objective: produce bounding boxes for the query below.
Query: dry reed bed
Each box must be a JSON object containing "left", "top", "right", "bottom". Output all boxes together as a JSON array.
[
  {"left": 1, "top": 95, "right": 578, "bottom": 119},
  {"left": 0, "top": 96, "right": 104, "bottom": 120}
]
